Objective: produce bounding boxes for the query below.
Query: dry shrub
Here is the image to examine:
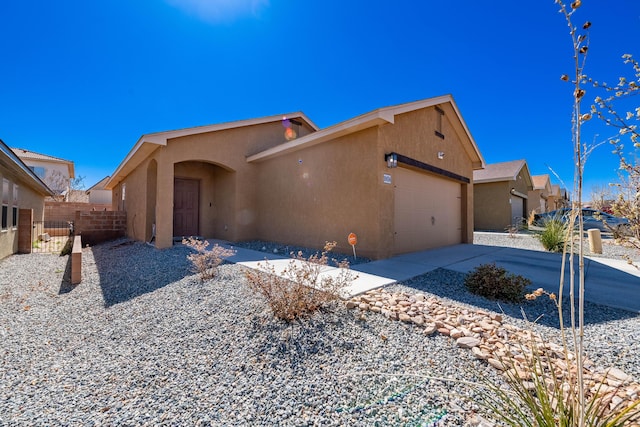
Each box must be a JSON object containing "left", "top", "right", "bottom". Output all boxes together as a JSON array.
[
  {"left": 245, "top": 241, "right": 357, "bottom": 321},
  {"left": 183, "top": 237, "right": 236, "bottom": 281}
]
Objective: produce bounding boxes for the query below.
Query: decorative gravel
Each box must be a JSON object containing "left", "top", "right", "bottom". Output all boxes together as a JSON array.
[{"left": 0, "top": 233, "right": 638, "bottom": 425}]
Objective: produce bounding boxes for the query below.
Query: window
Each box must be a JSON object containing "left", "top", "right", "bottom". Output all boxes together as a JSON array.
[
  {"left": 12, "top": 185, "right": 18, "bottom": 228},
  {"left": 435, "top": 106, "right": 445, "bottom": 139},
  {"left": 1, "top": 179, "right": 8, "bottom": 230},
  {"left": 29, "top": 166, "right": 46, "bottom": 179}
]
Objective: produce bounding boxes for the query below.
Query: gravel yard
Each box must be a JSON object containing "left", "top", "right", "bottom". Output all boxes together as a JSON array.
[{"left": 1, "top": 233, "right": 638, "bottom": 426}]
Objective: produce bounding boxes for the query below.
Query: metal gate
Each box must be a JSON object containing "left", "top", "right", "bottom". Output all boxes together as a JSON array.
[{"left": 32, "top": 221, "right": 73, "bottom": 254}]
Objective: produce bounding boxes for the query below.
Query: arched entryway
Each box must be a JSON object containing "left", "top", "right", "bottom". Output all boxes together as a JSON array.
[{"left": 173, "top": 161, "right": 235, "bottom": 240}]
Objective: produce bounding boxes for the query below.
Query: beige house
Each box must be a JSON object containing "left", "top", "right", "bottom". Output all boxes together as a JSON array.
[
  {"left": 86, "top": 176, "right": 113, "bottom": 204},
  {"left": 12, "top": 148, "right": 75, "bottom": 200},
  {"left": 548, "top": 184, "right": 570, "bottom": 210},
  {"left": 0, "top": 141, "right": 54, "bottom": 259},
  {"left": 473, "top": 160, "right": 533, "bottom": 231},
  {"left": 529, "top": 174, "right": 553, "bottom": 214},
  {"left": 106, "top": 95, "right": 485, "bottom": 259}
]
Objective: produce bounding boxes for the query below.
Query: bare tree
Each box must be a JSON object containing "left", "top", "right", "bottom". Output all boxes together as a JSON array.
[
  {"left": 588, "top": 183, "right": 613, "bottom": 211},
  {"left": 44, "top": 170, "right": 86, "bottom": 202}
]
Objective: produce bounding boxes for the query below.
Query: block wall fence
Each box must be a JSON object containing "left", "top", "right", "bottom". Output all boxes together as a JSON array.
[
  {"left": 74, "top": 210, "right": 127, "bottom": 247},
  {"left": 45, "top": 202, "right": 112, "bottom": 223}
]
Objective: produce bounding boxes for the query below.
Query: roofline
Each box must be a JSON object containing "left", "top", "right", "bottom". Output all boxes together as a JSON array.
[
  {"left": 247, "top": 95, "right": 486, "bottom": 168},
  {"left": 86, "top": 175, "right": 111, "bottom": 192},
  {"left": 0, "top": 141, "right": 55, "bottom": 196},
  {"left": 473, "top": 159, "right": 530, "bottom": 184},
  {"left": 12, "top": 147, "right": 75, "bottom": 178},
  {"left": 105, "top": 112, "right": 318, "bottom": 189}
]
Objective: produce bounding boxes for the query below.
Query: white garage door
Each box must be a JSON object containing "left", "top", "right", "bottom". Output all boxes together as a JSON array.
[{"left": 394, "top": 167, "right": 462, "bottom": 255}]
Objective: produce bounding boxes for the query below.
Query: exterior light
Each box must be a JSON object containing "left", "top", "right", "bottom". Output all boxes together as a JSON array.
[
  {"left": 385, "top": 153, "right": 398, "bottom": 168},
  {"left": 437, "top": 151, "right": 445, "bottom": 159}
]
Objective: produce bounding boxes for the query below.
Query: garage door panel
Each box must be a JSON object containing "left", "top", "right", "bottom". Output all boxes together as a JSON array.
[{"left": 394, "top": 168, "right": 462, "bottom": 254}]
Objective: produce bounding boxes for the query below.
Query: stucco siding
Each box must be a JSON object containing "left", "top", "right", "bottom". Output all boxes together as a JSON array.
[
  {"left": 474, "top": 181, "right": 513, "bottom": 231},
  {"left": 255, "top": 127, "right": 380, "bottom": 258},
  {"left": 0, "top": 172, "right": 46, "bottom": 259}
]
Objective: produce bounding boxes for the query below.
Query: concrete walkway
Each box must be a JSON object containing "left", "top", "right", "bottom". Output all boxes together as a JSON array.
[{"left": 210, "top": 240, "right": 640, "bottom": 314}]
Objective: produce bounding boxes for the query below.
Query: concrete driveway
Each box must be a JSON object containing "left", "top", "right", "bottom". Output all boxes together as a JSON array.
[
  {"left": 213, "top": 240, "right": 640, "bottom": 313},
  {"left": 353, "top": 244, "right": 640, "bottom": 313}
]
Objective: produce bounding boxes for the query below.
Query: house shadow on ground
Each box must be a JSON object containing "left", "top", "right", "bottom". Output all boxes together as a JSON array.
[
  {"left": 396, "top": 268, "right": 639, "bottom": 329},
  {"left": 89, "top": 238, "right": 193, "bottom": 307}
]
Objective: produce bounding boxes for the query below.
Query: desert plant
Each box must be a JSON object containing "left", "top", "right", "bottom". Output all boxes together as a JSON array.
[
  {"left": 527, "top": 210, "right": 538, "bottom": 228},
  {"left": 245, "top": 241, "right": 357, "bottom": 321},
  {"left": 474, "top": 316, "right": 640, "bottom": 427},
  {"left": 537, "top": 217, "right": 569, "bottom": 252},
  {"left": 464, "top": 263, "right": 531, "bottom": 303},
  {"left": 183, "top": 237, "right": 236, "bottom": 281}
]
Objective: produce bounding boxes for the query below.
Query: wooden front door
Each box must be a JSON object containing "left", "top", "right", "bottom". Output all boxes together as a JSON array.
[{"left": 173, "top": 178, "right": 199, "bottom": 237}]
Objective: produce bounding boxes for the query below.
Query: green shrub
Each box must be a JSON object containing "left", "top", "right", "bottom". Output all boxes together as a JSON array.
[
  {"left": 464, "top": 263, "right": 531, "bottom": 303},
  {"left": 537, "top": 218, "right": 567, "bottom": 252}
]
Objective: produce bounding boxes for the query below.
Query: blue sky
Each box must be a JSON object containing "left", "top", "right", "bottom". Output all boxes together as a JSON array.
[{"left": 1, "top": 1, "right": 639, "bottom": 199}]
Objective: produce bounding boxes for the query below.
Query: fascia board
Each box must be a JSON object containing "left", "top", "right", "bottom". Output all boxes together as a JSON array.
[{"left": 246, "top": 112, "right": 393, "bottom": 162}]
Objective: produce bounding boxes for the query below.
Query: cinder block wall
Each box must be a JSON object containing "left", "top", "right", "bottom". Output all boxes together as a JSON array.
[
  {"left": 45, "top": 202, "right": 112, "bottom": 223},
  {"left": 75, "top": 210, "right": 127, "bottom": 246}
]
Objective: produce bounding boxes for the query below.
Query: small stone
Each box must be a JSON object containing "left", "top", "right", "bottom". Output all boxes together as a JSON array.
[
  {"left": 370, "top": 306, "right": 381, "bottom": 313},
  {"left": 387, "top": 311, "right": 399, "bottom": 321},
  {"left": 424, "top": 324, "right": 437, "bottom": 335},
  {"left": 487, "top": 358, "right": 507, "bottom": 370},
  {"left": 606, "top": 367, "right": 632, "bottom": 383},
  {"left": 450, "top": 329, "right": 464, "bottom": 339},
  {"left": 399, "top": 313, "right": 412, "bottom": 323},
  {"left": 411, "top": 316, "right": 425, "bottom": 326},
  {"left": 346, "top": 301, "right": 357, "bottom": 309},
  {"left": 490, "top": 313, "right": 503, "bottom": 322},
  {"left": 472, "top": 346, "right": 488, "bottom": 360},
  {"left": 358, "top": 302, "right": 370, "bottom": 310},
  {"left": 456, "top": 337, "right": 481, "bottom": 349},
  {"left": 437, "top": 327, "right": 451, "bottom": 336}
]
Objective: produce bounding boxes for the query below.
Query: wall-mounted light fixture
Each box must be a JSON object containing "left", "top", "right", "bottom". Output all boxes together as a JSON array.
[
  {"left": 385, "top": 153, "right": 398, "bottom": 168},
  {"left": 437, "top": 151, "right": 445, "bottom": 160}
]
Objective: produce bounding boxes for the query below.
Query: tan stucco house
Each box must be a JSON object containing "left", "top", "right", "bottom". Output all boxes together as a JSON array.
[
  {"left": 12, "top": 147, "right": 75, "bottom": 200},
  {"left": 0, "top": 140, "right": 54, "bottom": 259},
  {"left": 106, "top": 95, "right": 485, "bottom": 259},
  {"left": 529, "top": 174, "right": 553, "bottom": 214},
  {"left": 548, "top": 184, "right": 570, "bottom": 210},
  {"left": 473, "top": 159, "right": 533, "bottom": 231}
]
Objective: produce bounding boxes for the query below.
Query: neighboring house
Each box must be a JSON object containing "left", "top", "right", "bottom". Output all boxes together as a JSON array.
[
  {"left": 11, "top": 147, "right": 75, "bottom": 200},
  {"left": 548, "top": 184, "right": 570, "bottom": 210},
  {"left": 529, "top": 174, "right": 553, "bottom": 214},
  {"left": 0, "top": 140, "right": 54, "bottom": 259},
  {"left": 473, "top": 159, "right": 533, "bottom": 231},
  {"left": 106, "top": 95, "right": 485, "bottom": 259},
  {"left": 86, "top": 176, "right": 112, "bottom": 204}
]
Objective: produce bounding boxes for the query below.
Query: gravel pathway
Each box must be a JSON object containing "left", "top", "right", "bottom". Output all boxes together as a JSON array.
[{"left": 0, "top": 233, "right": 638, "bottom": 426}]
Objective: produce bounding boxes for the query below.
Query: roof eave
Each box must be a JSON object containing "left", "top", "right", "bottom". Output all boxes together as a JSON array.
[
  {"left": 247, "top": 111, "right": 394, "bottom": 163},
  {"left": 105, "top": 112, "right": 317, "bottom": 190},
  {"left": 1, "top": 143, "right": 55, "bottom": 196}
]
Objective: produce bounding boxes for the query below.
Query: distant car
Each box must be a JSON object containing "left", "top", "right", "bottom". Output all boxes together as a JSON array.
[{"left": 533, "top": 208, "right": 630, "bottom": 234}]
